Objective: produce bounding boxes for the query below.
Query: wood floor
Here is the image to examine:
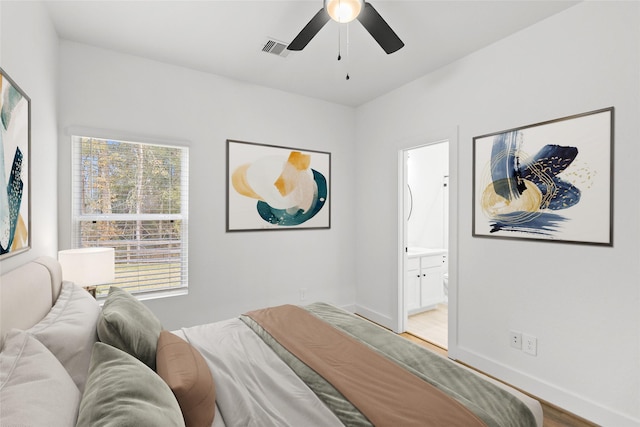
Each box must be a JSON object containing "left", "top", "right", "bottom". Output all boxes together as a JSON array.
[
  {"left": 400, "top": 332, "right": 598, "bottom": 427},
  {"left": 407, "top": 303, "right": 448, "bottom": 348}
]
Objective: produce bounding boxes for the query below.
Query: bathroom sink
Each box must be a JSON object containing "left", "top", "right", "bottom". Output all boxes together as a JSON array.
[
  {"left": 407, "top": 247, "right": 428, "bottom": 255},
  {"left": 407, "top": 247, "right": 447, "bottom": 256}
]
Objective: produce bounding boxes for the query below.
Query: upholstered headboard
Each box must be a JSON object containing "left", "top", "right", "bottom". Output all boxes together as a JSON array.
[{"left": 0, "top": 256, "right": 63, "bottom": 347}]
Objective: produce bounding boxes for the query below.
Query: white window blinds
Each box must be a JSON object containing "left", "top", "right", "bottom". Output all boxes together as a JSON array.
[{"left": 71, "top": 135, "right": 188, "bottom": 298}]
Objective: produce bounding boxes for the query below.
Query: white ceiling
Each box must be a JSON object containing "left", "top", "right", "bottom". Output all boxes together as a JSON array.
[{"left": 44, "top": 0, "right": 579, "bottom": 107}]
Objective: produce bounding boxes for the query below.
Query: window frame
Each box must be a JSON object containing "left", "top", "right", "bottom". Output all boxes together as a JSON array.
[{"left": 69, "top": 133, "right": 189, "bottom": 300}]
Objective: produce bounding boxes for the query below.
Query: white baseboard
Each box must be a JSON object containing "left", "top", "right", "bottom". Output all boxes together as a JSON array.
[
  {"left": 455, "top": 347, "right": 640, "bottom": 427},
  {"left": 353, "top": 304, "right": 394, "bottom": 330},
  {"left": 336, "top": 303, "right": 355, "bottom": 313}
]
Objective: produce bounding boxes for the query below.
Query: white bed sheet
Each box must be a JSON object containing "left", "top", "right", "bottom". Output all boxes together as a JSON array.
[{"left": 179, "top": 319, "right": 343, "bottom": 427}]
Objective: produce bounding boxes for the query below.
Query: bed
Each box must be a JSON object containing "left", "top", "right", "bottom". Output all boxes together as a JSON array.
[{"left": 0, "top": 256, "right": 543, "bottom": 426}]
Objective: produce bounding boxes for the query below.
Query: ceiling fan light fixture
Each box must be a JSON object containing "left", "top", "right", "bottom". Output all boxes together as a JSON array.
[{"left": 324, "top": 0, "right": 364, "bottom": 23}]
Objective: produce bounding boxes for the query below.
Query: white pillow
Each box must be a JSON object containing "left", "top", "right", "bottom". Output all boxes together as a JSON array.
[
  {"left": 27, "top": 281, "right": 100, "bottom": 392},
  {"left": 0, "top": 329, "right": 81, "bottom": 425}
]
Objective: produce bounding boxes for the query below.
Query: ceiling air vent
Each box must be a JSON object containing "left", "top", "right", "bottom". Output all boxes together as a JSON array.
[{"left": 262, "top": 38, "right": 290, "bottom": 58}]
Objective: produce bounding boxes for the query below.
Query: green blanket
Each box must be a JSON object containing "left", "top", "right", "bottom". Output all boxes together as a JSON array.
[{"left": 241, "top": 302, "right": 536, "bottom": 427}]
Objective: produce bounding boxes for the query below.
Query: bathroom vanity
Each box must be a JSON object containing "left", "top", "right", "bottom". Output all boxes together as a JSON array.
[{"left": 406, "top": 248, "right": 446, "bottom": 314}]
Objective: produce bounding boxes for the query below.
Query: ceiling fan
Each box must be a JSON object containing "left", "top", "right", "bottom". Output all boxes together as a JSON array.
[{"left": 287, "top": 0, "right": 405, "bottom": 55}]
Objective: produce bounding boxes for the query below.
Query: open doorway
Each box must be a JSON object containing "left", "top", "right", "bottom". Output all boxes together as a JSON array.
[{"left": 402, "top": 141, "right": 449, "bottom": 349}]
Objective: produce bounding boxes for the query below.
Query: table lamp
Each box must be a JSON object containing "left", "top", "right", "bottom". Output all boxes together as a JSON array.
[{"left": 58, "top": 247, "right": 115, "bottom": 297}]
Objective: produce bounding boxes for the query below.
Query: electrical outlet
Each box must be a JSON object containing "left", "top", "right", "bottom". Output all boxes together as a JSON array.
[
  {"left": 509, "top": 331, "right": 522, "bottom": 349},
  {"left": 523, "top": 334, "right": 537, "bottom": 356}
]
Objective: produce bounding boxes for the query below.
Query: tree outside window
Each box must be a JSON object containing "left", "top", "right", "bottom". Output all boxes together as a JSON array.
[{"left": 71, "top": 136, "right": 188, "bottom": 298}]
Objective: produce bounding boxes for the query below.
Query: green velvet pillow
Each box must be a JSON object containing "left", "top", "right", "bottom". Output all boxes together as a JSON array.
[
  {"left": 97, "top": 286, "right": 162, "bottom": 370},
  {"left": 76, "top": 342, "right": 185, "bottom": 427}
]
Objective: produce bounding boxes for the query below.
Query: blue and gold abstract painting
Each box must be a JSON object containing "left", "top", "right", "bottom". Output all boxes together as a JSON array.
[
  {"left": 227, "top": 140, "right": 330, "bottom": 231},
  {"left": 473, "top": 108, "right": 613, "bottom": 245},
  {"left": 1, "top": 68, "right": 30, "bottom": 258}
]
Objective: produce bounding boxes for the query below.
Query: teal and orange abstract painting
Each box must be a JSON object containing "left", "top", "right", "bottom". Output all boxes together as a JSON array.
[
  {"left": 1, "top": 68, "right": 30, "bottom": 258},
  {"left": 227, "top": 140, "right": 330, "bottom": 231},
  {"left": 473, "top": 108, "right": 613, "bottom": 245}
]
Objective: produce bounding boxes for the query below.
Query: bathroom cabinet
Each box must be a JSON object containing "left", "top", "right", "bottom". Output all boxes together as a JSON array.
[{"left": 406, "top": 251, "right": 444, "bottom": 314}]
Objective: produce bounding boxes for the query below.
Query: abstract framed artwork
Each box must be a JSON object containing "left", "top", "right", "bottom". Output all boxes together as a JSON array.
[
  {"left": 0, "top": 67, "right": 31, "bottom": 259},
  {"left": 473, "top": 107, "right": 613, "bottom": 246},
  {"left": 226, "top": 139, "right": 330, "bottom": 231}
]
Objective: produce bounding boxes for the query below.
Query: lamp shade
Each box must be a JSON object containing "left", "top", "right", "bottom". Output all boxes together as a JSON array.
[
  {"left": 324, "top": 0, "right": 363, "bottom": 23},
  {"left": 58, "top": 247, "right": 115, "bottom": 286}
]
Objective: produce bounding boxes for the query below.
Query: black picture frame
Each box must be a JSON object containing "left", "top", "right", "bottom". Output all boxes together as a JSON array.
[
  {"left": 472, "top": 107, "right": 614, "bottom": 246},
  {"left": 226, "top": 139, "right": 331, "bottom": 231}
]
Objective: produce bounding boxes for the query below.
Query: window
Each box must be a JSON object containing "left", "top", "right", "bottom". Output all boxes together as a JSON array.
[{"left": 71, "top": 135, "right": 188, "bottom": 299}]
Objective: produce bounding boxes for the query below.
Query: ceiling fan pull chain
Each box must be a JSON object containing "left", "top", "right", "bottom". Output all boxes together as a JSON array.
[
  {"left": 346, "top": 23, "right": 351, "bottom": 80},
  {"left": 337, "top": 21, "right": 342, "bottom": 61}
]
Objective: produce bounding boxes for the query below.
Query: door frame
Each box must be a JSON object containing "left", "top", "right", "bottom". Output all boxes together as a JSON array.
[{"left": 396, "top": 127, "right": 459, "bottom": 359}]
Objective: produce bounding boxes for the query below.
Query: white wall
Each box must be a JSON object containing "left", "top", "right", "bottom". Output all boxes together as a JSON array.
[
  {"left": 355, "top": 2, "right": 639, "bottom": 426},
  {"left": 0, "top": 1, "right": 59, "bottom": 274},
  {"left": 407, "top": 142, "right": 448, "bottom": 250},
  {"left": 57, "top": 41, "right": 357, "bottom": 330}
]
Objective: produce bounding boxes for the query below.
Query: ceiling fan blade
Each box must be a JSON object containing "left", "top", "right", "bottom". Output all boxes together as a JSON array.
[
  {"left": 357, "top": 2, "right": 404, "bottom": 54},
  {"left": 287, "top": 8, "right": 331, "bottom": 51}
]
